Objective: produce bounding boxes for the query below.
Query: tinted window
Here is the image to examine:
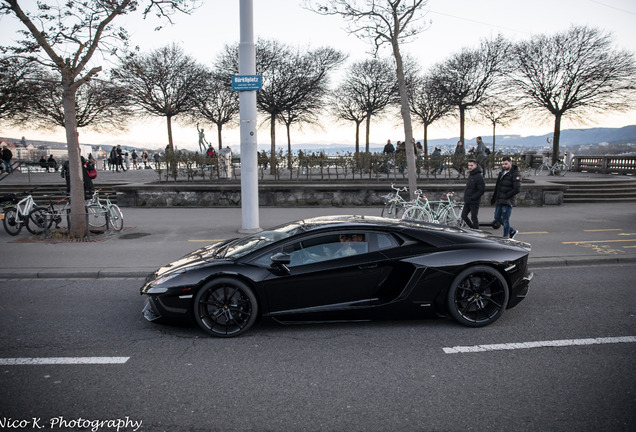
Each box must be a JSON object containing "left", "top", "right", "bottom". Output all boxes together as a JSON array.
[
  {"left": 284, "top": 233, "right": 368, "bottom": 267},
  {"left": 375, "top": 232, "right": 399, "bottom": 250}
]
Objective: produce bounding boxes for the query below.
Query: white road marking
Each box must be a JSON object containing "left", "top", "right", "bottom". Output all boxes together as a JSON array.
[
  {"left": 443, "top": 336, "right": 636, "bottom": 354},
  {"left": 0, "top": 357, "right": 130, "bottom": 365}
]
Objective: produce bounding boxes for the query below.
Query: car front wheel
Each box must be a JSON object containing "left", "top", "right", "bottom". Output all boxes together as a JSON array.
[
  {"left": 447, "top": 266, "right": 509, "bottom": 327},
  {"left": 194, "top": 278, "right": 258, "bottom": 337}
]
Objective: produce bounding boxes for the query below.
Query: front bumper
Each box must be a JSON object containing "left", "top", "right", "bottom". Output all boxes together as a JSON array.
[
  {"left": 142, "top": 297, "right": 162, "bottom": 322},
  {"left": 507, "top": 271, "right": 533, "bottom": 309}
]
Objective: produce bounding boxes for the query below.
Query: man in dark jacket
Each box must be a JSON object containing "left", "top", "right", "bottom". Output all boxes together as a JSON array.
[
  {"left": 461, "top": 159, "right": 485, "bottom": 229},
  {"left": 491, "top": 156, "right": 522, "bottom": 238},
  {"left": 61, "top": 157, "right": 94, "bottom": 198},
  {"left": 1, "top": 146, "right": 13, "bottom": 173}
]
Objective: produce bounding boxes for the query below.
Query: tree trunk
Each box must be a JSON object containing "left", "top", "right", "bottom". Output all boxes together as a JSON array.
[
  {"left": 62, "top": 80, "right": 87, "bottom": 238},
  {"left": 392, "top": 43, "right": 417, "bottom": 199},
  {"left": 423, "top": 124, "right": 428, "bottom": 157},
  {"left": 166, "top": 115, "right": 177, "bottom": 178},
  {"left": 286, "top": 123, "right": 292, "bottom": 169},
  {"left": 492, "top": 123, "right": 496, "bottom": 154},
  {"left": 269, "top": 113, "right": 277, "bottom": 175},
  {"left": 365, "top": 114, "right": 371, "bottom": 153},
  {"left": 355, "top": 121, "right": 360, "bottom": 154},
  {"left": 552, "top": 113, "right": 562, "bottom": 165},
  {"left": 166, "top": 115, "right": 174, "bottom": 151},
  {"left": 459, "top": 105, "right": 466, "bottom": 145},
  {"left": 216, "top": 123, "right": 223, "bottom": 150}
]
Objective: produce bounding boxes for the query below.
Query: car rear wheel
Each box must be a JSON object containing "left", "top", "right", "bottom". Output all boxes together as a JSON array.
[
  {"left": 447, "top": 265, "right": 509, "bottom": 327},
  {"left": 194, "top": 278, "right": 258, "bottom": 337}
]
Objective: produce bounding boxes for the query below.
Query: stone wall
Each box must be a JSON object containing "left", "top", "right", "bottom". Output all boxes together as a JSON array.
[{"left": 115, "top": 180, "right": 566, "bottom": 208}]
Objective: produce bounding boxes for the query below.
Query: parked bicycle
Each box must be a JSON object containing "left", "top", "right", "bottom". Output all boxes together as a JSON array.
[
  {"left": 535, "top": 154, "right": 569, "bottom": 176},
  {"left": 1, "top": 190, "right": 45, "bottom": 236},
  {"left": 381, "top": 184, "right": 409, "bottom": 219},
  {"left": 401, "top": 190, "right": 438, "bottom": 223},
  {"left": 85, "top": 189, "right": 124, "bottom": 231},
  {"left": 437, "top": 192, "right": 467, "bottom": 227},
  {"left": 27, "top": 194, "right": 71, "bottom": 235},
  {"left": 402, "top": 191, "right": 466, "bottom": 228}
]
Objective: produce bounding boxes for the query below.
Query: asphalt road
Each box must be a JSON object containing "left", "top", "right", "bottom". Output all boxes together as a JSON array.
[
  {"left": 1, "top": 264, "right": 634, "bottom": 432},
  {"left": 1, "top": 203, "right": 636, "bottom": 278}
]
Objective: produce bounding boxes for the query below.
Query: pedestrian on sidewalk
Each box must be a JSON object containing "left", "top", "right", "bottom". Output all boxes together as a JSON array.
[
  {"left": 1, "top": 145, "right": 13, "bottom": 173},
  {"left": 461, "top": 159, "right": 485, "bottom": 229},
  {"left": 491, "top": 155, "right": 521, "bottom": 238}
]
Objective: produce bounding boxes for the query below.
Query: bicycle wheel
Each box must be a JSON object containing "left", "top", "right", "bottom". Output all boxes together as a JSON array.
[
  {"left": 534, "top": 164, "right": 545, "bottom": 176},
  {"left": 402, "top": 206, "right": 432, "bottom": 222},
  {"left": 86, "top": 204, "right": 106, "bottom": 227},
  {"left": 26, "top": 206, "right": 51, "bottom": 235},
  {"left": 441, "top": 204, "right": 466, "bottom": 228},
  {"left": 108, "top": 204, "right": 124, "bottom": 231},
  {"left": 2, "top": 207, "right": 22, "bottom": 236},
  {"left": 381, "top": 201, "right": 401, "bottom": 219},
  {"left": 401, "top": 206, "right": 420, "bottom": 221},
  {"left": 555, "top": 161, "right": 568, "bottom": 176}
]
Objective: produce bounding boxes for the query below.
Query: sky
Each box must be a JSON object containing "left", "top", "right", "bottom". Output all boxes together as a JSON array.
[{"left": 1, "top": 0, "right": 635, "bottom": 152}]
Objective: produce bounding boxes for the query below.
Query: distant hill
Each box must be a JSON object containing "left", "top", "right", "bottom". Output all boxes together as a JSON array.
[{"left": 3, "top": 125, "right": 635, "bottom": 154}]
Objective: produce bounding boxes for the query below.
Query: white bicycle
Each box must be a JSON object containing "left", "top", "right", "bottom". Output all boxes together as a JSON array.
[{"left": 1, "top": 190, "right": 45, "bottom": 236}]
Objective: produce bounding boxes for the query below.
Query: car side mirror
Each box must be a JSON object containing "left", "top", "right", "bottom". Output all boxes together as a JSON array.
[{"left": 270, "top": 252, "right": 291, "bottom": 274}]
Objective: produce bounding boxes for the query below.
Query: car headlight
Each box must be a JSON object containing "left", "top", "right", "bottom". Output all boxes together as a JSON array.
[{"left": 146, "top": 272, "right": 183, "bottom": 293}]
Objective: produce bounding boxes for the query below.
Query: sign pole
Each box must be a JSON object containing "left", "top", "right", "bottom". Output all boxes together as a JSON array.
[{"left": 238, "top": 0, "right": 261, "bottom": 233}]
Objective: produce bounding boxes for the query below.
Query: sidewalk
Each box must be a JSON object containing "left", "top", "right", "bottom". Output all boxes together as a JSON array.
[{"left": 1, "top": 202, "right": 635, "bottom": 279}]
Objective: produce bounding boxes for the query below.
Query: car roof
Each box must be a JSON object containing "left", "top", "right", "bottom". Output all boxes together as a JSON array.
[{"left": 293, "top": 215, "right": 465, "bottom": 234}]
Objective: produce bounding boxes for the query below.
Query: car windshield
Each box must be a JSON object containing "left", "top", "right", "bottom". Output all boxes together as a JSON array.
[{"left": 221, "top": 223, "right": 306, "bottom": 259}]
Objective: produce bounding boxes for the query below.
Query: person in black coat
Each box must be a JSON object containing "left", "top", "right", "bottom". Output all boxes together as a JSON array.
[
  {"left": 491, "top": 156, "right": 522, "bottom": 238},
  {"left": 461, "top": 159, "right": 485, "bottom": 229},
  {"left": 60, "top": 157, "right": 94, "bottom": 198}
]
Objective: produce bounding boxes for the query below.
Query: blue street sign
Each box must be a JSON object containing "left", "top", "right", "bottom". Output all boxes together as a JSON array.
[{"left": 232, "top": 75, "right": 262, "bottom": 91}]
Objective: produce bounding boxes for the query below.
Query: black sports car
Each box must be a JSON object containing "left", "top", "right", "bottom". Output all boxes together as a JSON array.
[{"left": 141, "top": 215, "right": 532, "bottom": 337}]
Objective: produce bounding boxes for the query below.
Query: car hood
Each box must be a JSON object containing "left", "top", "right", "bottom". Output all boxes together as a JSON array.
[{"left": 151, "top": 238, "right": 235, "bottom": 279}]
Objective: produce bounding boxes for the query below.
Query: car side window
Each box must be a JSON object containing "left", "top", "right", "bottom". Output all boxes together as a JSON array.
[
  {"left": 284, "top": 233, "right": 369, "bottom": 267},
  {"left": 375, "top": 232, "right": 400, "bottom": 250}
]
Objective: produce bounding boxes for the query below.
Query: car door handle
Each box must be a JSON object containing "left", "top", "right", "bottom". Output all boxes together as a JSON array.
[{"left": 358, "top": 264, "right": 378, "bottom": 269}]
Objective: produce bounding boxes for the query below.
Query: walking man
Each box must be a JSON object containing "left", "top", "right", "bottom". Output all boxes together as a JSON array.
[
  {"left": 461, "top": 159, "right": 485, "bottom": 229},
  {"left": 491, "top": 156, "right": 522, "bottom": 238},
  {"left": 1, "top": 145, "right": 13, "bottom": 173}
]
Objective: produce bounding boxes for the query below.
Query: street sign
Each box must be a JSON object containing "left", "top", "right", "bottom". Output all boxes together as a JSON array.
[{"left": 232, "top": 75, "right": 262, "bottom": 91}]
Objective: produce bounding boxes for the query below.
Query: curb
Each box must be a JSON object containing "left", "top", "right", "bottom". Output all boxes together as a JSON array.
[{"left": 528, "top": 255, "right": 636, "bottom": 268}]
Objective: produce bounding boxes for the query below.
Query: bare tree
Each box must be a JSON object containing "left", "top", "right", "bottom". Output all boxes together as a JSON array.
[
  {"left": 345, "top": 58, "right": 398, "bottom": 153},
  {"left": 216, "top": 40, "right": 345, "bottom": 174},
  {"left": 0, "top": 0, "right": 198, "bottom": 238},
  {"left": 430, "top": 36, "right": 509, "bottom": 145},
  {"left": 277, "top": 46, "right": 347, "bottom": 168},
  {"left": 192, "top": 72, "right": 239, "bottom": 151},
  {"left": 476, "top": 96, "right": 519, "bottom": 154},
  {"left": 510, "top": 25, "right": 636, "bottom": 164},
  {"left": 0, "top": 56, "right": 38, "bottom": 122},
  {"left": 408, "top": 73, "right": 453, "bottom": 156},
  {"left": 330, "top": 85, "right": 367, "bottom": 152},
  {"left": 112, "top": 43, "right": 209, "bottom": 151},
  {"left": 24, "top": 71, "right": 133, "bottom": 131},
  {"left": 307, "top": 0, "right": 430, "bottom": 199}
]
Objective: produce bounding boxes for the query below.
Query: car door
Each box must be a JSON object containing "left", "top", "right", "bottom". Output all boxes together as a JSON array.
[{"left": 256, "top": 231, "right": 388, "bottom": 316}]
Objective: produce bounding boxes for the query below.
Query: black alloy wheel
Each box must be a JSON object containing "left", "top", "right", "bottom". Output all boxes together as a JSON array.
[
  {"left": 447, "top": 265, "right": 509, "bottom": 327},
  {"left": 194, "top": 278, "right": 258, "bottom": 337}
]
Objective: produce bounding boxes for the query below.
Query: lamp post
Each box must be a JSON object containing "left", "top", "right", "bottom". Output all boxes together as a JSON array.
[{"left": 238, "top": 0, "right": 261, "bottom": 233}]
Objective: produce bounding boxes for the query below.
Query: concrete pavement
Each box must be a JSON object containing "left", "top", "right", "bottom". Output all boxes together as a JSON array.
[{"left": 1, "top": 201, "right": 635, "bottom": 279}]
